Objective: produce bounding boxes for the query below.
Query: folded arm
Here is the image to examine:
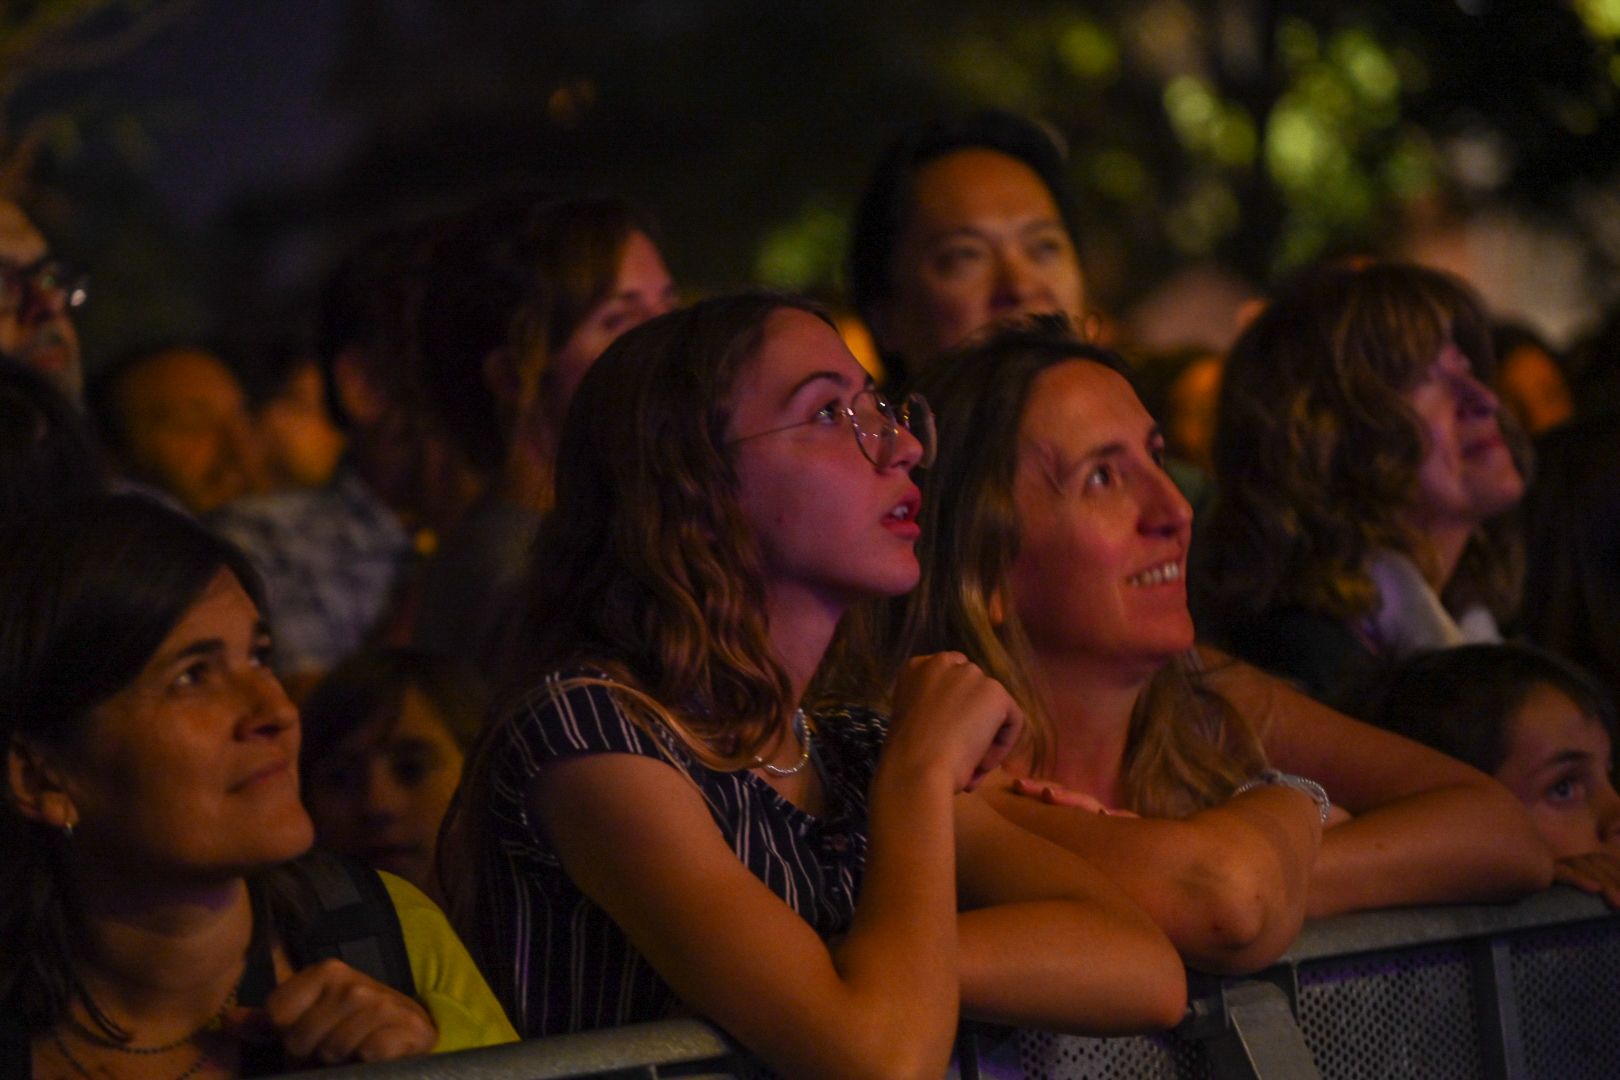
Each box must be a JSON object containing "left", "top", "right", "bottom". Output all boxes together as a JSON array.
[
  {"left": 980, "top": 777, "right": 1319, "bottom": 974},
  {"left": 1206, "top": 655, "right": 1556, "bottom": 916}
]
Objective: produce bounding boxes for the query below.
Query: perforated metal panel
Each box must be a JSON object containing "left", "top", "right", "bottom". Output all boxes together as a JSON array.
[
  {"left": 1294, "top": 944, "right": 1481, "bottom": 1080},
  {"left": 1016, "top": 1029, "right": 1213, "bottom": 1080},
  {"left": 1512, "top": 919, "right": 1620, "bottom": 1079}
]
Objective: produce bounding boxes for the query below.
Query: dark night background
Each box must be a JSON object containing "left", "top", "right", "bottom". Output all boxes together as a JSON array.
[{"left": 6, "top": 0, "right": 1620, "bottom": 378}]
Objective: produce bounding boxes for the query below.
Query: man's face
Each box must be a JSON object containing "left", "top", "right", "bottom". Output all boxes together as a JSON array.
[{"left": 0, "top": 200, "right": 83, "bottom": 402}]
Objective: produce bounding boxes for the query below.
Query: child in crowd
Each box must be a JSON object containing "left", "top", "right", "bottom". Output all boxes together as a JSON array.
[
  {"left": 1371, "top": 643, "right": 1620, "bottom": 905},
  {"left": 300, "top": 648, "right": 484, "bottom": 903}
]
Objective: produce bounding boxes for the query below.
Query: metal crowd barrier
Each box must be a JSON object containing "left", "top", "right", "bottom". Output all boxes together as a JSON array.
[{"left": 277, "top": 886, "right": 1620, "bottom": 1080}]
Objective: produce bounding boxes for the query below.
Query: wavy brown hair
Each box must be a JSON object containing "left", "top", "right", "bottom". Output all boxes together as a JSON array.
[
  {"left": 1195, "top": 261, "right": 1522, "bottom": 632},
  {"left": 442, "top": 292, "right": 838, "bottom": 925},
  {"left": 870, "top": 315, "right": 1263, "bottom": 818}
]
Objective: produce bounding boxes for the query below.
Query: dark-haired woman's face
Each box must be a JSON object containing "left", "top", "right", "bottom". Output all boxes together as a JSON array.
[
  {"left": 303, "top": 688, "right": 466, "bottom": 896},
  {"left": 1406, "top": 341, "right": 1523, "bottom": 537},
  {"left": 59, "top": 570, "right": 313, "bottom": 879},
  {"left": 875, "top": 149, "right": 1084, "bottom": 367}
]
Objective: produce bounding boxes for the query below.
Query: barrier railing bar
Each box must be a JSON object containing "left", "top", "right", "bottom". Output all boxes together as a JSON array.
[
  {"left": 1472, "top": 937, "right": 1528, "bottom": 1080},
  {"left": 267, "top": 1018, "right": 746, "bottom": 1080},
  {"left": 1194, "top": 980, "right": 1322, "bottom": 1080},
  {"left": 1278, "top": 887, "right": 1609, "bottom": 963}
]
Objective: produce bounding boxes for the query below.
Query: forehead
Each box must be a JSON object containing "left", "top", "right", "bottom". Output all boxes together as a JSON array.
[
  {"left": 906, "top": 148, "right": 1064, "bottom": 232},
  {"left": 124, "top": 350, "right": 243, "bottom": 404},
  {"left": 334, "top": 686, "right": 459, "bottom": 755},
  {"left": 1506, "top": 682, "right": 1612, "bottom": 763},
  {"left": 0, "top": 201, "right": 47, "bottom": 265},
  {"left": 731, "top": 308, "right": 865, "bottom": 406},
  {"left": 1020, "top": 359, "right": 1150, "bottom": 447}
]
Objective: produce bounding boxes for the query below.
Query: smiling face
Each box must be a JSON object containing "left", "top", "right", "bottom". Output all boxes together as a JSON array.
[
  {"left": 1494, "top": 683, "right": 1620, "bottom": 859},
  {"left": 58, "top": 570, "right": 313, "bottom": 882},
  {"left": 116, "top": 348, "right": 270, "bottom": 513},
  {"left": 1405, "top": 341, "right": 1524, "bottom": 539},
  {"left": 875, "top": 149, "right": 1085, "bottom": 367},
  {"left": 303, "top": 687, "right": 465, "bottom": 894},
  {"left": 1007, "top": 360, "right": 1194, "bottom": 683},
  {"left": 727, "top": 308, "right": 926, "bottom": 620}
]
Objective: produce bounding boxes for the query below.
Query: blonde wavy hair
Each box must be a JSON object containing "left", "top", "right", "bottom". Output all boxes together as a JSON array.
[{"left": 872, "top": 315, "right": 1264, "bottom": 818}]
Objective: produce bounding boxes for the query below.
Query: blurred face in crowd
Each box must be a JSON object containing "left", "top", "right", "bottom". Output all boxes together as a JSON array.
[
  {"left": 1405, "top": 341, "right": 1524, "bottom": 541},
  {"left": 258, "top": 358, "right": 346, "bottom": 489},
  {"left": 1165, "top": 354, "right": 1222, "bottom": 473},
  {"left": 874, "top": 149, "right": 1085, "bottom": 368},
  {"left": 538, "top": 230, "right": 677, "bottom": 432},
  {"left": 1496, "top": 342, "right": 1573, "bottom": 436},
  {"left": 1494, "top": 683, "right": 1620, "bottom": 859},
  {"left": 1007, "top": 361, "right": 1194, "bottom": 684},
  {"left": 115, "top": 348, "right": 269, "bottom": 514},
  {"left": 302, "top": 688, "right": 466, "bottom": 897},
  {"left": 45, "top": 570, "right": 313, "bottom": 881},
  {"left": 0, "top": 199, "right": 83, "bottom": 402}
]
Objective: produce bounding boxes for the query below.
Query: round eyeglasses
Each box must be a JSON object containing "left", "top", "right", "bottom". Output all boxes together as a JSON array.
[{"left": 730, "top": 388, "right": 936, "bottom": 470}]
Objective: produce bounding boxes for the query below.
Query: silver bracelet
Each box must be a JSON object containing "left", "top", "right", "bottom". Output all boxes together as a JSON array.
[{"left": 1232, "top": 768, "right": 1332, "bottom": 823}]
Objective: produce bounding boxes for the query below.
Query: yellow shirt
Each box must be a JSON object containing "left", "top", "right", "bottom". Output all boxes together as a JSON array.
[{"left": 378, "top": 871, "right": 520, "bottom": 1052}]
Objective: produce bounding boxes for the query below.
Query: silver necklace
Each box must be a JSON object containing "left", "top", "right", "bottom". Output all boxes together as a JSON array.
[{"left": 753, "top": 709, "right": 812, "bottom": 777}]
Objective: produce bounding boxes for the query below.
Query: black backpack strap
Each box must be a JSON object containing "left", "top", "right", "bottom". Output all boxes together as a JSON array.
[{"left": 288, "top": 852, "right": 416, "bottom": 998}]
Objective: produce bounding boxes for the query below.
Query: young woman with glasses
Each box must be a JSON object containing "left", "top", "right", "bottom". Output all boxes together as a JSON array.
[{"left": 442, "top": 292, "right": 1185, "bottom": 1077}]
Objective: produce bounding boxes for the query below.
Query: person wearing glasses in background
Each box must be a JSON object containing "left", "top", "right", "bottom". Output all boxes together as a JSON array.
[{"left": 0, "top": 199, "right": 87, "bottom": 405}]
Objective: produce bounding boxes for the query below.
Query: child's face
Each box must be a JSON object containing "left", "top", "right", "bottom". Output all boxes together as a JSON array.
[
  {"left": 1494, "top": 683, "right": 1620, "bottom": 859},
  {"left": 302, "top": 688, "right": 466, "bottom": 895}
]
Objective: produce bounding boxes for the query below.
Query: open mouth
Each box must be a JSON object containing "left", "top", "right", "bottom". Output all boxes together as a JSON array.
[{"left": 1126, "top": 561, "right": 1182, "bottom": 587}]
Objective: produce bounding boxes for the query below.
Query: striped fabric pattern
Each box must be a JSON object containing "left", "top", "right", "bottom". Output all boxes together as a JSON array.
[{"left": 474, "top": 671, "right": 885, "bottom": 1037}]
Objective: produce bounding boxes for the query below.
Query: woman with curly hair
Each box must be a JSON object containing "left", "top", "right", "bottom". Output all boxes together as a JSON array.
[
  {"left": 873, "top": 315, "right": 1550, "bottom": 975},
  {"left": 441, "top": 293, "right": 1186, "bottom": 1076},
  {"left": 1192, "top": 261, "right": 1526, "bottom": 710}
]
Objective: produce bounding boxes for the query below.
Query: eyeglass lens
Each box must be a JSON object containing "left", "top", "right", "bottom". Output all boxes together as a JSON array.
[
  {"left": 0, "top": 261, "right": 87, "bottom": 316},
  {"left": 853, "top": 391, "right": 936, "bottom": 470}
]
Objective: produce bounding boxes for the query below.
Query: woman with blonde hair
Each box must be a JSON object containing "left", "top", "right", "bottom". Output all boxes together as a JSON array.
[
  {"left": 442, "top": 293, "right": 1186, "bottom": 1077},
  {"left": 879, "top": 315, "right": 1552, "bottom": 975},
  {"left": 1194, "top": 261, "right": 1526, "bottom": 709}
]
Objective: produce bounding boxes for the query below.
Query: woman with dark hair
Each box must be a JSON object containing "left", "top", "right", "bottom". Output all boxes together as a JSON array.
[
  {"left": 849, "top": 111, "right": 1088, "bottom": 385},
  {"left": 443, "top": 292, "right": 1185, "bottom": 1075},
  {"left": 0, "top": 495, "right": 514, "bottom": 1077},
  {"left": 413, "top": 193, "right": 678, "bottom": 667},
  {"left": 1371, "top": 644, "right": 1620, "bottom": 904},
  {"left": 1194, "top": 261, "right": 1526, "bottom": 710},
  {"left": 877, "top": 315, "right": 1551, "bottom": 973},
  {"left": 301, "top": 648, "right": 485, "bottom": 901}
]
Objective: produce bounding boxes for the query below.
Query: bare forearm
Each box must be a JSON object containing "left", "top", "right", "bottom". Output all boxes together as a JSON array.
[
  {"left": 957, "top": 901, "right": 1186, "bottom": 1034},
  {"left": 984, "top": 786, "right": 1316, "bottom": 973},
  {"left": 1309, "top": 784, "right": 1554, "bottom": 918},
  {"left": 826, "top": 762, "right": 961, "bottom": 1073}
]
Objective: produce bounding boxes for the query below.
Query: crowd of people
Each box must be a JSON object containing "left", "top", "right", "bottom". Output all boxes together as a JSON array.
[{"left": 1, "top": 108, "right": 1617, "bottom": 1078}]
